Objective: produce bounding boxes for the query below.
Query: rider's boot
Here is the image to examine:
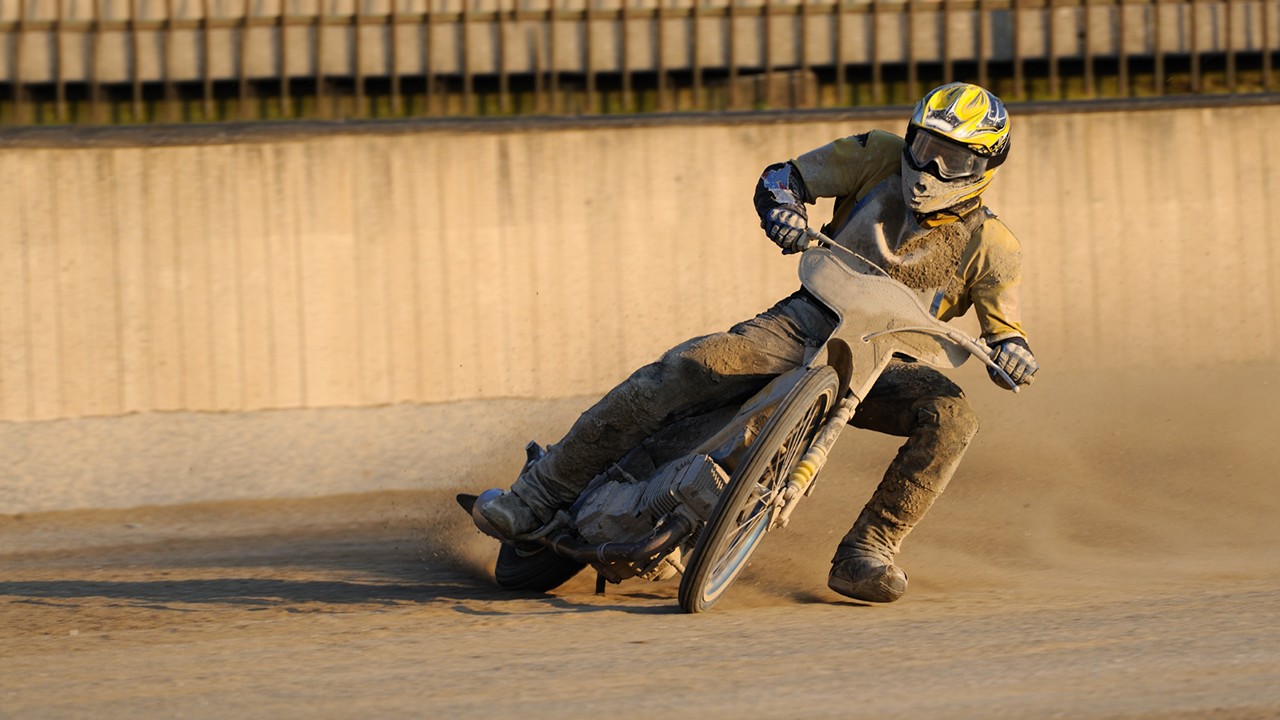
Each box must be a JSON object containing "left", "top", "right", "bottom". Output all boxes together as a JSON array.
[
  {"left": 824, "top": 471, "right": 926, "bottom": 599},
  {"left": 828, "top": 465, "right": 950, "bottom": 602},
  {"left": 471, "top": 443, "right": 569, "bottom": 543},
  {"left": 827, "top": 507, "right": 913, "bottom": 603},
  {"left": 829, "top": 475, "right": 930, "bottom": 602},
  {"left": 829, "top": 390, "right": 978, "bottom": 603},
  {"left": 471, "top": 489, "right": 544, "bottom": 542}
]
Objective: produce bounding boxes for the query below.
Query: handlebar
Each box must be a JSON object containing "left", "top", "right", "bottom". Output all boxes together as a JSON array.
[
  {"left": 799, "top": 228, "right": 1020, "bottom": 394},
  {"left": 799, "top": 227, "right": 833, "bottom": 251}
]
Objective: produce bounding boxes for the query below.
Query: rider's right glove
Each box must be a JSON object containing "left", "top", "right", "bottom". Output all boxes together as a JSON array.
[
  {"left": 988, "top": 337, "right": 1039, "bottom": 389},
  {"left": 762, "top": 207, "right": 810, "bottom": 254}
]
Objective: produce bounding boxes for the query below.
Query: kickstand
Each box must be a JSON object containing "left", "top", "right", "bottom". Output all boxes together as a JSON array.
[{"left": 595, "top": 571, "right": 606, "bottom": 596}]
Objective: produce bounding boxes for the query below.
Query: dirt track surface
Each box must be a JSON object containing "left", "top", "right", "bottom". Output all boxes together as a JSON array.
[{"left": 4, "top": 364, "right": 1280, "bottom": 718}]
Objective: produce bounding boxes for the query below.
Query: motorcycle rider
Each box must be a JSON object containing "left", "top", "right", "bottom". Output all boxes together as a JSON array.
[{"left": 471, "top": 82, "right": 1038, "bottom": 603}]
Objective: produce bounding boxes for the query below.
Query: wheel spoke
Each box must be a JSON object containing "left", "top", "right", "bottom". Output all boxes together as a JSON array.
[
  {"left": 709, "top": 502, "right": 768, "bottom": 576},
  {"left": 704, "top": 404, "right": 824, "bottom": 590},
  {"left": 679, "top": 366, "right": 841, "bottom": 613}
]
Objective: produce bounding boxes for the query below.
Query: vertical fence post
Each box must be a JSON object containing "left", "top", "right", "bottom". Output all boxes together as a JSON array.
[
  {"left": 423, "top": 0, "right": 433, "bottom": 115},
  {"left": 390, "top": 0, "right": 401, "bottom": 115},
  {"left": 942, "top": 0, "right": 954, "bottom": 84},
  {"left": 355, "top": 0, "right": 366, "bottom": 116},
  {"left": 1049, "top": 0, "right": 1061, "bottom": 97},
  {"left": 166, "top": 0, "right": 179, "bottom": 121},
  {"left": 1084, "top": 0, "right": 1095, "bottom": 96},
  {"left": 240, "top": 0, "right": 252, "bottom": 118},
  {"left": 871, "top": 0, "right": 883, "bottom": 102},
  {"left": 281, "top": 0, "right": 291, "bottom": 117},
  {"left": 906, "top": 0, "right": 918, "bottom": 100},
  {"left": 547, "top": 0, "right": 558, "bottom": 113},
  {"left": 32, "top": 0, "right": 56, "bottom": 123},
  {"left": 1115, "top": 0, "right": 1128, "bottom": 94},
  {"left": 977, "top": 0, "right": 989, "bottom": 90},
  {"left": 1012, "top": 0, "right": 1024, "bottom": 99},
  {"left": 131, "top": 0, "right": 144, "bottom": 121},
  {"left": 1189, "top": 0, "right": 1200, "bottom": 92},
  {"left": 1265, "top": 0, "right": 1274, "bottom": 91},
  {"left": 1224, "top": 0, "right": 1236, "bottom": 92},
  {"left": 498, "top": 0, "right": 510, "bottom": 113},
  {"left": 1151, "top": 0, "right": 1162, "bottom": 94},
  {"left": 692, "top": 0, "right": 703, "bottom": 109},
  {"left": 585, "top": 2, "right": 596, "bottom": 113},
  {"left": 799, "top": 0, "right": 810, "bottom": 108},
  {"left": 532, "top": 0, "right": 545, "bottom": 113},
  {"left": 728, "top": 0, "right": 738, "bottom": 109},
  {"left": 56, "top": 0, "right": 68, "bottom": 122},
  {"left": 464, "top": 2, "right": 475, "bottom": 114},
  {"left": 317, "top": 0, "right": 329, "bottom": 117},
  {"left": 763, "top": 0, "right": 773, "bottom": 104},
  {"left": 202, "top": 0, "right": 214, "bottom": 119},
  {"left": 657, "top": 0, "right": 669, "bottom": 110},
  {"left": 621, "top": 0, "right": 632, "bottom": 112},
  {"left": 14, "top": 0, "right": 27, "bottom": 123},
  {"left": 92, "top": 0, "right": 105, "bottom": 122},
  {"left": 835, "top": 0, "right": 846, "bottom": 105}
]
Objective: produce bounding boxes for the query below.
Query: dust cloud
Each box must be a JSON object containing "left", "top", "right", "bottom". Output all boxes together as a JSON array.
[
  {"left": 357, "top": 358, "right": 1280, "bottom": 606},
  {"left": 728, "top": 359, "right": 1280, "bottom": 606}
]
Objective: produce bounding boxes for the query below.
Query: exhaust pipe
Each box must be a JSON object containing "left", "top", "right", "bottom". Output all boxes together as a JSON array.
[{"left": 540, "top": 514, "right": 694, "bottom": 568}]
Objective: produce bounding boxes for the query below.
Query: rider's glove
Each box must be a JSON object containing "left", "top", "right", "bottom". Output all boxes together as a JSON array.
[
  {"left": 988, "top": 337, "right": 1038, "bottom": 389},
  {"left": 763, "top": 207, "right": 809, "bottom": 254}
]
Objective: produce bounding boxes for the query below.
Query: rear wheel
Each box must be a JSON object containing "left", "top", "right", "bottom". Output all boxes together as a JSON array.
[
  {"left": 678, "top": 365, "right": 839, "bottom": 613},
  {"left": 493, "top": 543, "right": 586, "bottom": 592}
]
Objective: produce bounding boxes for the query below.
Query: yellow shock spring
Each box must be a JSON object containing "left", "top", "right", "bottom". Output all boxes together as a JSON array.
[{"left": 788, "top": 457, "right": 820, "bottom": 491}]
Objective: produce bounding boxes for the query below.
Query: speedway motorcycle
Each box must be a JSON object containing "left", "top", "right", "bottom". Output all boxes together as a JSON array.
[{"left": 458, "top": 229, "right": 1017, "bottom": 613}]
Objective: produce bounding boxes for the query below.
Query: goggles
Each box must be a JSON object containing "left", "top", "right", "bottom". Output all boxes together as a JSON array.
[{"left": 907, "top": 130, "right": 990, "bottom": 180}]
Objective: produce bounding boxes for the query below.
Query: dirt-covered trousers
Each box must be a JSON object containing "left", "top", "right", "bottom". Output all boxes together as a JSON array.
[{"left": 510, "top": 289, "right": 981, "bottom": 529}]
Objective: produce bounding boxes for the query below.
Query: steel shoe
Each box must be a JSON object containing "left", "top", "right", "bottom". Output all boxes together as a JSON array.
[
  {"left": 470, "top": 488, "right": 541, "bottom": 544},
  {"left": 827, "top": 555, "right": 908, "bottom": 603}
]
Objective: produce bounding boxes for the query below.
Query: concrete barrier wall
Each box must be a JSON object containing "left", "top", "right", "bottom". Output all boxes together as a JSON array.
[{"left": 1, "top": 101, "right": 1278, "bottom": 423}]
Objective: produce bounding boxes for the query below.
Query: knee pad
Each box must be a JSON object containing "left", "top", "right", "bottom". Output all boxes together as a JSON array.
[
  {"left": 664, "top": 334, "right": 749, "bottom": 381},
  {"left": 916, "top": 395, "right": 980, "bottom": 442}
]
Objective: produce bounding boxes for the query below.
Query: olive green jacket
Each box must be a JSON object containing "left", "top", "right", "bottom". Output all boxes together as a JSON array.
[{"left": 792, "top": 129, "right": 1027, "bottom": 344}]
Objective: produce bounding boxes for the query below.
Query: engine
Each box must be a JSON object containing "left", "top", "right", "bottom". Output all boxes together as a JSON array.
[{"left": 572, "top": 453, "right": 730, "bottom": 580}]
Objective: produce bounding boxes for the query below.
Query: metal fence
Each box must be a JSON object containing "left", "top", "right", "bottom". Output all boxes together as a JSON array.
[{"left": 1, "top": 0, "right": 1276, "bottom": 124}]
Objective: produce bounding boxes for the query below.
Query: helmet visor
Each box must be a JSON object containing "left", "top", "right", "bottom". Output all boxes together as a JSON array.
[{"left": 908, "top": 130, "right": 989, "bottom": 180}]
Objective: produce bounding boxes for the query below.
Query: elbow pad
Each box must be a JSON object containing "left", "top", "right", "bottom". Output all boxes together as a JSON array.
[{"left": 754, "top": 161, "right": 812, "bottom": 222}]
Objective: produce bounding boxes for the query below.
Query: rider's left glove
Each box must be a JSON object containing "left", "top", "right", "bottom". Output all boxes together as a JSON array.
[
  {"left": 762, "top": 207, "right": 810, "bottom": 255},
  {"left": 988, "top": 337, "right": 1038, "bottom": 389}
]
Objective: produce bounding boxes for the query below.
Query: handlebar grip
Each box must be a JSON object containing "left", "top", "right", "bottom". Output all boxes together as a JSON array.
[
  {"left": 969, "top": 338, "right": 1020, "bottom": 394},
  {"left": 800, "top": 227, "right": 834, "bottom": 249}
]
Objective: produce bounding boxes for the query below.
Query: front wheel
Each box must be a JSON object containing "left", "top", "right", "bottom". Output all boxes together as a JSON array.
[{"left": 678, "top": 365, "right": 840, "bottom": 613}]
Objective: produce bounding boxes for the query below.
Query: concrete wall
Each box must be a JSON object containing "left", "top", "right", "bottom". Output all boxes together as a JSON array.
[{"left": 1, "top": 100, "right": 1278, "bottom": 424}]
